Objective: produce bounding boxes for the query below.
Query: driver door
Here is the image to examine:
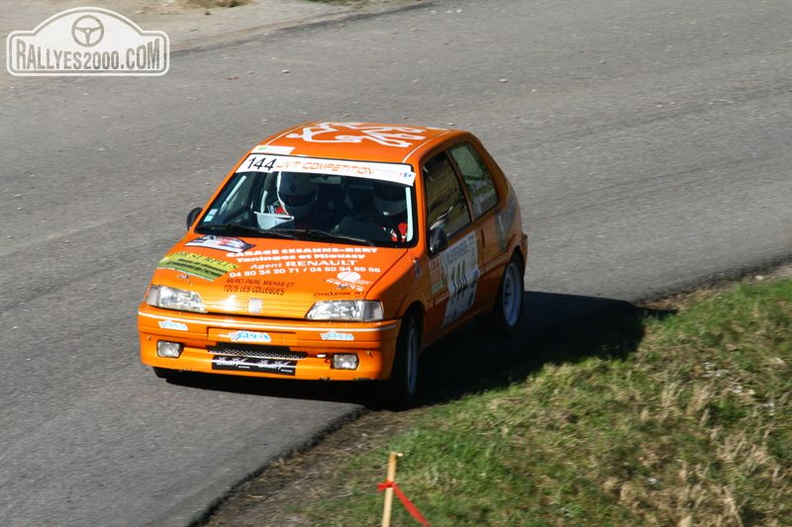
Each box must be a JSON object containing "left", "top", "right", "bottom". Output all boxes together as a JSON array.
[{"left": 422, "top": 151, "right": 481, "bottom": 336}]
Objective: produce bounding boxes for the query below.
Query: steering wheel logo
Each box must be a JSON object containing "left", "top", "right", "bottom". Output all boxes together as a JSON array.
[{"left": 71, "top": 15, "right": 105, "bottom": 47}]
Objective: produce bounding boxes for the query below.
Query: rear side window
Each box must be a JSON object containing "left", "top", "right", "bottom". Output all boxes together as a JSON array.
[
  {"left": 449, "top": 142, "right": 498, "bottom": 218},
  {"left": 423, "top": 152, "right": 471, "bottom": 239}
]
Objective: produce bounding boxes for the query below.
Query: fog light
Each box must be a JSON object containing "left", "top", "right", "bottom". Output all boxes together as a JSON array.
[
  {"left": 331, "top": 353, "right": 359, "bottom": 370},
  {"left": 157, "top": 341, "right": 183, "bottom": 358}
]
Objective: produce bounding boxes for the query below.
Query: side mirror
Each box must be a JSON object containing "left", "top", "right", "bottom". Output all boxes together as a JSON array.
[
  {"left": 186, "top": 207, "right": 202, "bottom": 230},
  {"left": 429, "top": 227, "right": 448, "bottom": 255}
]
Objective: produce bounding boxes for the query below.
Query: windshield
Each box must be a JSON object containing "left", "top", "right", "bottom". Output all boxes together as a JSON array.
[{"left": 196, "top": 155, "right": 416, "bottom": 248}]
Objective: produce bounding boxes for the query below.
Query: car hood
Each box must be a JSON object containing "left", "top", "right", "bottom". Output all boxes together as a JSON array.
[{"left": 150, "top": 234, "right": 409, "bottom": 318}]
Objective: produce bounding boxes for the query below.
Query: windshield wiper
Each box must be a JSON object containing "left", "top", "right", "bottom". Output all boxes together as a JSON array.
[
  {"left": 197, "top": 224, "right": 297, "bottom": 239},
  {"left": 279, "top": 229, "right": 375, "bottom": 246}
]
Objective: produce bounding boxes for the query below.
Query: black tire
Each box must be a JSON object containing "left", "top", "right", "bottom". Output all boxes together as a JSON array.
[
  {"left": 383, "top": 315, "right": 421, "bottom": 408},
  {"left": 480, "top": 254, "right": 524, "bottom": 338}
]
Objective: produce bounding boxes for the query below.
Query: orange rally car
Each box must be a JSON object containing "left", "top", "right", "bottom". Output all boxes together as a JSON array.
[{"left": 138, "top": 121, "right": 527, "bottom": 404}]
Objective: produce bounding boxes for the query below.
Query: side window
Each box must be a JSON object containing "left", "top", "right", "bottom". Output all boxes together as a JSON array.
[
  {"left": 449, "top": 142, "right": 498, "bottom": 218},
  {"left": 423, "top": 152, "right": 471, "bottom": 245}
]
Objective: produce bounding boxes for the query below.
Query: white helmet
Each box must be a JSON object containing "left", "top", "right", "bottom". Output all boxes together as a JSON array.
[
  {"left": 277, "top": 172, "right": 319, "bottom": 218},
  {"left": 373, "top": 182, "right": 406, "bottom": 217}
]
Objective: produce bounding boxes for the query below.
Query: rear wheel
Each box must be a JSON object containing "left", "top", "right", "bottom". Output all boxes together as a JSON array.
[
  {"left": 480, "top": 254, "right": 524, "bottom": 338},
  {"left": 383, "top": 315, "right": 420, "bottom": 408}
]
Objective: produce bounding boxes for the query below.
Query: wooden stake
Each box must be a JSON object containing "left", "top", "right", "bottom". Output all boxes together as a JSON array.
[{"left": 381, "top": 452, "right": 401, "bottom": 527}]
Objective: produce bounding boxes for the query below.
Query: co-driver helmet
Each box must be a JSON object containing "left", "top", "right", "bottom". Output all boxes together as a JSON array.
[{"left": 373, "top": 182, "right": 406, "bottom": 217}]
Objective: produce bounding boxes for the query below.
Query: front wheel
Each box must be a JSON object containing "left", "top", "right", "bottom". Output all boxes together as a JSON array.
[
  {"left": 382, "top": 315, "right": 420, "bottom": 408},
  {"left": 480, "top": 254, "right": 524, "bottom": 338}
]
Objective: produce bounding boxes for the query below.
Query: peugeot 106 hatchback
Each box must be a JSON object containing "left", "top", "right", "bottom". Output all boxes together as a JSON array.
[{"left": 138, "top": 121, "right": 528, "bottom": 405}]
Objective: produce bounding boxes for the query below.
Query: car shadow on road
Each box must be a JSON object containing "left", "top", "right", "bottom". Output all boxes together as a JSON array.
[
  {"left": 161, "top": 291, "right": 675, "bottom": 408},
  {"left": 414, "top": 291, "right": 675, "bottom": 407}
]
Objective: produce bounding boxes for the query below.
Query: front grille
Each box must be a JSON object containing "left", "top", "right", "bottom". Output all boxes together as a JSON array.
[{"left": 208, "top": 343, "right": 308, "bottom": 360}]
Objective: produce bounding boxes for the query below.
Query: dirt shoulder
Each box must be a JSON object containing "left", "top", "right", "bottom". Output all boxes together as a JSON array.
[{"left": 201, "top": 409, "right": 409, "bottom": 526}]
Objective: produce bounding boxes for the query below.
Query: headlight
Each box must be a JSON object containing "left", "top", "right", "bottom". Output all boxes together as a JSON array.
[
  {"left": 306, "top": 300, "right": 383, "bottom": 321},
  {"left": 146, "top": 285, "right": 206, "bottom": 313}
]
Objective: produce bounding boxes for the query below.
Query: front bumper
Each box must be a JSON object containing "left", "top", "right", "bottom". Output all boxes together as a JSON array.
[{"left": 137, "top": 304, "right": 401, "bottom": 381}]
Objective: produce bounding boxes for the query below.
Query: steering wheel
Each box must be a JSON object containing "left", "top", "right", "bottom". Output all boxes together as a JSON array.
[
  {"left": 351, "top": 211, "right": 386, "bottom": 223},
  {"left": 351, "top": 211, "right": 404, "bottom": 242}
]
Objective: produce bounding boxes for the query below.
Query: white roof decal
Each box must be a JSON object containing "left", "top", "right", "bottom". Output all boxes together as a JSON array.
[
  {"left": 237, "top": 154, "right": 416, "bottom": 186},
  {"left": 285, "top": 122, "right": 428, "bottom": 148}
]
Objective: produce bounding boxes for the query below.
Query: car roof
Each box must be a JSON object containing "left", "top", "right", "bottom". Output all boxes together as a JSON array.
[{"left": 255, "top": 121, "right": 465, "bottom": 164}]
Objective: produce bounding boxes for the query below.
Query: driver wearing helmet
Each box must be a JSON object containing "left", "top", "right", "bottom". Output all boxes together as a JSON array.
[
  {"left": 276, "top": 172, "right": 318, "bottom": 224},
  {"left": 373, "top": 181, "right": 408, "bottom": 242},
  {"left": 275, "top": 172, "right": 343, "bottom": 230}
]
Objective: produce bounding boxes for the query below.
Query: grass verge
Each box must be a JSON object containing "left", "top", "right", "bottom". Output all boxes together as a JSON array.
[{"left": 203, "top": 272, "right": 791, "bottom": 526}]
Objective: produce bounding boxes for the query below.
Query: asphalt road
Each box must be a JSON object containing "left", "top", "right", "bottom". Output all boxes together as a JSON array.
[{"left": 1, "top": 0, "right": 790, "bottom": 525}]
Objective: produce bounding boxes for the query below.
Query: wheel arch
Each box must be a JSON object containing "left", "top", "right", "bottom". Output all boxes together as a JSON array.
[{"left": 510, "top": 244, "right": 526, "bottom": 274}]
